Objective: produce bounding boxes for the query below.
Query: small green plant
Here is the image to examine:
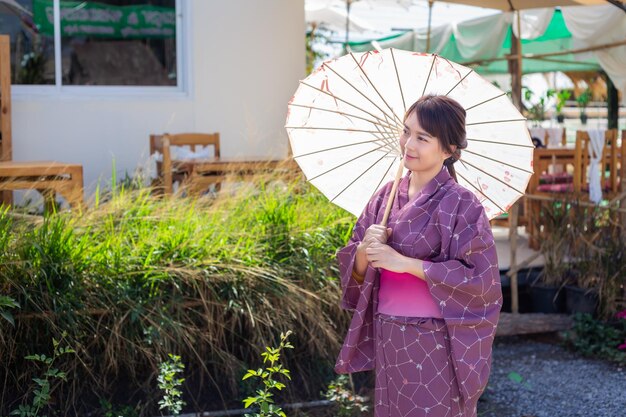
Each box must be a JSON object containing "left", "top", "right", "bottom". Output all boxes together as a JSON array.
[
  {"left": 0, "top": 295, "right": 20, "bottom": 326},
  {"left": 576, "top": 88, "right": 592, "bottom": 115},
  {"left": 157, "top": 354, "right": 186, "bottom": 416},
  {"left": 554, "top": 89, "right": 572, "bottom": 115},
  {"left": 322, "top": 375, "right": 369, "bottom": 417},
  {"left": 523, "top": 86, "right": 549, "bottom": 125},
  {"left": 563, "top": 312, "right": 626, "bottom": 366},
  {"left": 10, "top": 332, "right": 74, "bottom": 417},
  {"left": 242, "top": 331, "right": 294, "bottom": 417}
]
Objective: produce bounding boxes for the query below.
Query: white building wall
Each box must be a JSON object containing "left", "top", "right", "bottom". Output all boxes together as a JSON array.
[{"left": 11, "top": 0, "right": 305, "bottom": 198}]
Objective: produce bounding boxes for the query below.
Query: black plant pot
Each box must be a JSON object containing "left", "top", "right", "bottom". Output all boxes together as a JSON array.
[
  {"left": 580, "top": 113, "right": 588, "bottom": 124},
  {"left": 500, "top": 268, "right": 537, "bottom": 313},
  {"left": 565, "top": 285, "right": 598, "bottom": 316},
  {"left": 556, "top": 114, "right": 565, "bottom": 123},
  {"left": 529, "top": 283, "right": 566, "bottom": 314}
]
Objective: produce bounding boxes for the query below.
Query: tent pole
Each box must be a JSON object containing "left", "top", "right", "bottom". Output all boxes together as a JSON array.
[
  {"left": 605, "top": 70, "right": 622, "bottom": 245},
  {"left": 507, "top": 9, "right": 523, "bottom": 315},
  {"left": 426, "top": 0, "right": 434, "bottom": 52},
  {"left": 509, "top": 11, "right": 523, "bottom": 111},
  {"left": 605, "top": 71, "right": 619, "bottom": 130},
  {"left": 345, "top": 0, "right": 352, "bottom": 53}
]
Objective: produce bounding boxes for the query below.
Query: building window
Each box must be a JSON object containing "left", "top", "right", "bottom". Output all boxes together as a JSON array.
[
  {"left": 0, "top": 0, "right": 55, "bottom": 84},
  {"left": 1, "top": 0, "right": 179, "bottom": 87}
]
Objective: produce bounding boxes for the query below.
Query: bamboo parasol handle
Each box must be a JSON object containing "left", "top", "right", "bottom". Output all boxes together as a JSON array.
[{"left": 381, "top": 157, "right": 405, "bottom": 227}]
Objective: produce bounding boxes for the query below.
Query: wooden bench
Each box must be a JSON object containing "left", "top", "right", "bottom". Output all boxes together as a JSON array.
[
  {"left": 0, "top": 35, "right": 84, "bottom": 212},
  {"left": 0, "top": 35, "right": 12, "bottom": 205},
  {"left": 151, "top": 132, "right": 300, "bottom": 195},
  {"left": 0, "top": 161, "right": 84, "bottom": 210}
]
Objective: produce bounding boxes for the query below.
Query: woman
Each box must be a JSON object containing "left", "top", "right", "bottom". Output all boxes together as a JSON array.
[{"left": 335, "top": 94, "right": 502, "bottom": 417}]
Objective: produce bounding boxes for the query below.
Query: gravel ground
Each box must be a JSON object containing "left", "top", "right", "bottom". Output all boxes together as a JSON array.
[
  {"left": 302, "top": 334, "right": 625, "bottom": 417},
  {"left": 477, "top": 334, "right": 626, "bottom": 417}
]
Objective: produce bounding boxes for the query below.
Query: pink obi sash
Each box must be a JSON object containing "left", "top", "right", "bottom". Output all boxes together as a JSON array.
[{"left": 377, "top": 268, "right": 443, "bottom": 318}]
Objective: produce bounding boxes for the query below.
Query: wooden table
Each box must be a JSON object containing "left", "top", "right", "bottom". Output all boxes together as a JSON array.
[
  {"left": 170, "top": 157, "right": 300, "bottom": 194},
  {"left": 529, "top": 147, "right": 576, "bottom": 190},
  {"left": 0, "top": 161, "right": 84, "bottom": 211}
]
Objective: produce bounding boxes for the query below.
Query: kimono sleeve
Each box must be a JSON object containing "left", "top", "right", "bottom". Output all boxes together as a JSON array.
[
  {"left": 422, "top": 203, "right": 502, "bottom": 408},
  {"left": 336, "top": 183, "right": 389, "bottom": 311}
]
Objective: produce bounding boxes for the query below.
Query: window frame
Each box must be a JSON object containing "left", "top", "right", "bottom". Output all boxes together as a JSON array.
[{"left": 12, "top": 0, "right": 191, "bottom": 99}]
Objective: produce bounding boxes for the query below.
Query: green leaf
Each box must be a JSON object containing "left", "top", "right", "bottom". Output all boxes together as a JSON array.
[
  {"left": 243, "top": 397, "right": 257, "bottom": 408},
  {"left": 33, "top": 377, "right": 48, "bottom": 386},
  {"left": 242, "top": 370, "right": 258, "bottom": 380},
  {"left": 0, "top": 295, "right": 19, "bottom": 308},
  {"left": 0, "top": 310, "right": 15, "bottom": 326},
  {"left": 507, "top": 371, "right": 524, "bottom": 384}
]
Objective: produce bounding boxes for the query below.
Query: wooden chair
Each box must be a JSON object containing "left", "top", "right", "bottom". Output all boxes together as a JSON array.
[
  {"left": 0, "top": 35, "right": 83, "bottom": 212},
  {"left": 526, "top": 133, "right": 583, "bottom": 249},
  {"left": 573, "top": 129, "right": 620, "bottom": 200},
  {"left": 150, "top": 132, "right": 222, "bottom": 195}
]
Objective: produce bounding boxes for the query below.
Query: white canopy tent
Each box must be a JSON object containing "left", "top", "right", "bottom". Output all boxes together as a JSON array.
[
  {"left": 305, "top": 0, "right": 501, "bottom": 41},
  {"left": 342, "top": 5, "right": 626, "bottom": 105}
]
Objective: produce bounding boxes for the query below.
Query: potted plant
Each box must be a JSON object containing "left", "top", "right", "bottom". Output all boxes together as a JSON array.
[
  {"left": 529, "top": 200, "right": 569, "bottom": 313},
  {"left": 523, "top": 86, "right": 546, "bottom": 126},
  {"left": 565, "top": 204, "right": 624, "bottom": 319},
  {"left": 554, "top": 89, "right": 571, "bottom": 123},
  {"left": 565, "top": 265, "right": 600, "bottom": 316},
  {"left": 576, "top": 88, "right": 591, "bottom": 125}
]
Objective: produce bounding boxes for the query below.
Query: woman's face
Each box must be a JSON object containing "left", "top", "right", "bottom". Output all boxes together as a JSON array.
[{"left": 400, "top": 110, "right": 453, "bottom": 173}]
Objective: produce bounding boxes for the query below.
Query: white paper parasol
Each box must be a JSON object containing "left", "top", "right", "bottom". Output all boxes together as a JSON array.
[{"left": 285, "top": 49, "right": 534, "bottom": 220}]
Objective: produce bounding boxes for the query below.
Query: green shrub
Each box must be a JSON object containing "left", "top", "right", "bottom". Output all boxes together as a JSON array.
[
  {"left": 564, "top": 313, "right": 626, "bottom": 366},
  {"left": 0, "top": 172, "right": 356, "bottom": 415},
  {"left": 322, "top": 375, "right": 369, "bottom": 417}
]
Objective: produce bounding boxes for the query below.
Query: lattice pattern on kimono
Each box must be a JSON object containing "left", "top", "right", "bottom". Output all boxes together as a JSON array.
[{"left": 335, "top": 165, "right": 502, "bottom": 409}]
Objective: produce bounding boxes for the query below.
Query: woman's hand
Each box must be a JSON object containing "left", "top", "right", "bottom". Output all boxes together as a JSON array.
[
  {"left": 353, "top": 224, "right": 392, "bottom": 281},
  {"left": 358, "top": 224, "right": 392, "bottom": 253},
  {"left": 365, "top": 242, "right": 407, "bottom": 272}
]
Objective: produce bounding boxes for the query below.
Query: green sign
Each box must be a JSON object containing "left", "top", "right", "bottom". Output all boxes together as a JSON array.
[{"left": 33, "top": 0, "right": 176, "bottom": 38}]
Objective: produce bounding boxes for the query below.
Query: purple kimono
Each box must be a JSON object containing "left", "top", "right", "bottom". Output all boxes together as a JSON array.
[{"left": 335, "top": 165, "right": 502, "bottom": 417}]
